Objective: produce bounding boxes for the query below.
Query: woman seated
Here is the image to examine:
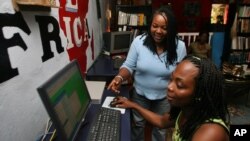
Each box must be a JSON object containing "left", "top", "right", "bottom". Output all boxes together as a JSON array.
[
  {"left": 111, "top": 55, "right": 230, "bottom": 141},
  {"left": 188, "top": 31, "right": 211, "bottom": 59}
]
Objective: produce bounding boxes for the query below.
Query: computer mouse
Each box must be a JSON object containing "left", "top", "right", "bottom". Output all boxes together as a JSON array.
[
  {"left": 113, "top": 96, "right": 122, "bottom": 101},
  {"left": 109, "top": 100, "right": 118, "bottom": 107}
]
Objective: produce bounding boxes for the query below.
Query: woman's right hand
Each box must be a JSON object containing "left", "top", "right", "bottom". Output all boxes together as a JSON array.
[
  {"left": 107, "top": 76, "right": 123, "bottom": 93},
  {"left": 113, "top": 96, "right": 135, "bottom": 109}
]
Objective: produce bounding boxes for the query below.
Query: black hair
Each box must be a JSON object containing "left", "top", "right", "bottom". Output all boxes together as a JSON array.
[
  {"left": 197, "top": 30, "right": 210, "bottom": 43},
  {"left": 169, "top": 55, "right": 230, "bottom": 140},
  {"left": 143, "top": 5, "right": 179, "bottom": 67}
]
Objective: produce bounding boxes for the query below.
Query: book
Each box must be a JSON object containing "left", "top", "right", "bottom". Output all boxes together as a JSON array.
[{"left": 137, "top": 13, "right": 144, "bottom": 26}]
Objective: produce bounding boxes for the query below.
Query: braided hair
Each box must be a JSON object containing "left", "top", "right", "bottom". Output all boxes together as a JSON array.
[
  {"left": 143, "top": 5, "right": 179, "bottom": 67},
  {"left": 170, "top": 55, "right": 230, "bottom": 140}
]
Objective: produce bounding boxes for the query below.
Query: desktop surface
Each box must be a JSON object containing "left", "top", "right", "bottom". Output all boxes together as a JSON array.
[
  {"left": 112, "top": 57, "right": 126, "bottom": 70},
  {"left": 86, "top": 54, "right": 119, "bottom": 82}
]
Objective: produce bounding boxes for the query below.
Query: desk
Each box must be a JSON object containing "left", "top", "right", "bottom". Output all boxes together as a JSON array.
[
  {"left": 44, "top": 86, "right": 131, "bottom": 141},
  {"left": 83, "top": 54, "right": 131, "bottom": 140},
  {"left": 86, "top": 54, "right": 118, "bottom": 82},
  {"left": 75, "top": 86, "right": 131, "bottom": 141}
]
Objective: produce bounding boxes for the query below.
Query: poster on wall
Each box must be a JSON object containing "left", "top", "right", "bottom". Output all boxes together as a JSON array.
[{"left": 210, "top": 4, "right": 229, "bottom": 25}]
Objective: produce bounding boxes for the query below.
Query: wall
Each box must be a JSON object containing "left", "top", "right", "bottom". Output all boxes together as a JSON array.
[
  {"left": 0, "top": 0, "right": 103, "bottom": 140},
  {"left": 152, "top": 0, "right": 212, "bottom": 32}
]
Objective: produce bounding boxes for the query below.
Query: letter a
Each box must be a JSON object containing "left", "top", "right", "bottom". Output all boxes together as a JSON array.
[{"left": 234, "top": 129, "right": 241, "bottom": 136}]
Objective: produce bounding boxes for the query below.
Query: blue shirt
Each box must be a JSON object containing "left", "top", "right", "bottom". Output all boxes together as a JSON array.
[{"left": 121, "top": 35, "right": 187, "bottom": 100}]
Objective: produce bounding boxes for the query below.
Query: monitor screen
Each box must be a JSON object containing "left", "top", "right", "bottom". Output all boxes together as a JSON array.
[
  {"left": 103, "top": 31, "right": 132, "bottom": 54},
  {"left": 37, "top": 60, "right": 91, "bottom": 141}
]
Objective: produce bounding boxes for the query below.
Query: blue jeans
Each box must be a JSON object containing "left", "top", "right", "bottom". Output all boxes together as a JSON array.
[{"left": 131, "top": 89, "right": 170, "bottom": 141}]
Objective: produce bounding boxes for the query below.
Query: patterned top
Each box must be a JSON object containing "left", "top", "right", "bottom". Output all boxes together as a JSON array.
[
  {"left": 189, "top": 42, "right": 211, "bottom": 58},
  {"left": 172, "top": 112, "right": 229, "bottom": 141}
]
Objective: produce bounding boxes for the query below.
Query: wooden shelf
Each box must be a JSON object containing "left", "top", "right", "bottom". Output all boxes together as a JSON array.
[
  {"left": 111, "top": 4, "right": 152, "bottom": 31},
  {"left": 15, "top": 0, "right": 60, "bottom": 11},
  {"left": 229, "top": 2, "right": 250, "bottom": 65}
]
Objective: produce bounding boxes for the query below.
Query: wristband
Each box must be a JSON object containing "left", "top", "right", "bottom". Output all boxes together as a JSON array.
[{"left": 115, "top": 75, "right": 124, "bottom": 82}]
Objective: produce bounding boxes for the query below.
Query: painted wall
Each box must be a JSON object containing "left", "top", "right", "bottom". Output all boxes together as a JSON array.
[
  {"left": 0, "top": 0, "right": 103, "bottom": 140},
  {"left": 152, "top": 0, "right": 212, "bottom": 32}
]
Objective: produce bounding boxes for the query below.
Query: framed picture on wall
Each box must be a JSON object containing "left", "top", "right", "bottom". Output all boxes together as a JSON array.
[
  {"left": 210, "top": 3, "right": 229, "bottom": 31},
  {"left": 210, "top": 4, "right": 228, "bottom": 24}
]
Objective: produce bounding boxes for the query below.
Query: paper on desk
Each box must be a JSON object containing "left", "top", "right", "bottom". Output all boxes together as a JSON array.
[
  {"left": 102, "top": 96, "right": 126, "bottom": 114},
  {"left": 85, "top": 80, "right": 106, "bottom": 104}
]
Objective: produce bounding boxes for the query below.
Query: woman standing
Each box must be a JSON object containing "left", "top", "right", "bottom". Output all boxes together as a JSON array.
[{"left": 108, "top": 6, "right": 186, "bottom": 141}]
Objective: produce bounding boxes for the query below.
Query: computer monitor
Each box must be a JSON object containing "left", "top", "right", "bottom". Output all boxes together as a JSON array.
[
  {"left": 103, "top": 31, "right": 132, "bottom": 54},
  {"left": 37, "top": 60, "right": 91, "bottom": 141}
]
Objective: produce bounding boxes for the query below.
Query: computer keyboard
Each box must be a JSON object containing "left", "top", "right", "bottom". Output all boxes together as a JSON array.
[{"left": 87, "top": 107, "right": 121, "bottom": 141}]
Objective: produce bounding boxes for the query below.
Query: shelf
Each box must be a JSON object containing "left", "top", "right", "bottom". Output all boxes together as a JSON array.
[
  {"left": 116, "top": 5, "right": 152, "bottom": 9},
  {"left": 112, "top": 4, "right": 152, "bottom": 32},
  {"left": 237, "top": 4, "right": 250, "bottom": 18},
  {"left": 223, "top": 2, "right": 250, "bottom": 66},
  {"left": 228, "top": 50, "right": 250, "bottom": 65},
  {"left": 15, "top": 0, "right": 60, "bottom": 11},
  {"left": 237, "top": 18, "right": 250, "bottom": 35},
  {"left": 239, "top": 3, "right": 250, "bottom": 6},
  {"left": 116, "top": 5, "right": 151, "bottom": 7},
  {"left": 237, "top": 17, "right": 250, "bottom": 19},
  {"left": 117, "top": 25, "right": 148, "bottom": 29},
  {"left": 231, "top": 49, "right": 250, "bottom": 51},
  {"left": 237, "top": 32, "right": 250, "bottom": 36}
]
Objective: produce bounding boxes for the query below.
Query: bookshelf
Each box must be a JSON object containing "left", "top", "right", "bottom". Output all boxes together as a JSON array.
[
  {"left": 115, "top": 5, "right": 151, "bottom": 30},
  {"left": 228, "top": 1, "right": 250, "bottom": 67},
  {"left": 111, "top": 4, "right": 152, "bottom": 37},
  {"left": 237, "top": 4, "right": 250, "bottom": 34}
]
